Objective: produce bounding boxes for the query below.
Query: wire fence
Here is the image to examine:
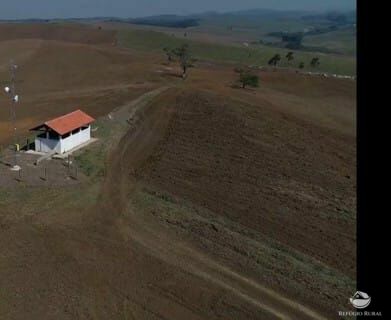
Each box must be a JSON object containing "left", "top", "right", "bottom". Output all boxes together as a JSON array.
[{"left": 0, "top": 152, "right": 82, "bottom": 186}]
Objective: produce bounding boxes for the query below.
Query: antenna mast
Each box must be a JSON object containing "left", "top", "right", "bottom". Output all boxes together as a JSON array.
[{"left": 4, "top": 60, "right": 20, "bottom": 171}]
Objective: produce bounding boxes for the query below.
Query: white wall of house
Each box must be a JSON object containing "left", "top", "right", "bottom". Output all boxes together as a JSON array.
[
  {"left": 60, "top": 126, "right": 91, "bottom": 153},
  {"left": 34, "top": 125, "right": 91, "bottom": 154},
  {"left": 34, "top": 136, "right": 61, "bottom": 153}
]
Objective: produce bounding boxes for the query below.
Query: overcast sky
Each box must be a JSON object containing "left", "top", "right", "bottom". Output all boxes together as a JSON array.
[{"left": 0, "top": 0, "right": 356, "bottom": 20}]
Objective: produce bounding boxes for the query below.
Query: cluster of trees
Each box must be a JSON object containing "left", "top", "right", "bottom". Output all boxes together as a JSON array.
[
  {"left": 163, "top": 44, "right": 195, "bottom": 79},
  {"left": 267, "top": 52, "right": 320, "bottom": 70},
  {"left": 162, "top": 44, "right": 321, "bottom": 85},
  {"left": 233, "top": 52, "right": 321, "bottom": 90}
]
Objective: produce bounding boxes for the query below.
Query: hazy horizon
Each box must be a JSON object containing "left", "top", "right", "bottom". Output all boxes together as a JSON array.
[{"left": 0, "top": 0, "right": 355, "bottom": 20}]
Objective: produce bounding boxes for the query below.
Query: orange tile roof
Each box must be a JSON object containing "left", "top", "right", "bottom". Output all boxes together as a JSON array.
[{"left": 32, "top": 109, "right": 95, "bottom": 135}]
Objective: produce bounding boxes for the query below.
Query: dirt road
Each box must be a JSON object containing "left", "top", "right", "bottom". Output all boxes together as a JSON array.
[{"left": 95, "top": 87, "right": 331, "bottom": 320}]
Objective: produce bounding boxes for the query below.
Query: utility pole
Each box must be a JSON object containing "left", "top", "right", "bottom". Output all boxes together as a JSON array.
[{"left": 4, "top": 60, "right": 21, "bottom": 171}]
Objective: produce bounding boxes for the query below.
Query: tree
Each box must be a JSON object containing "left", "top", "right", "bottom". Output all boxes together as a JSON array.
[
  {"left": 172, "top": 44, "right": 194, "bottom": 79},
  {"left": 237, "top": 69, "right": 259, "bottom": 89},
  {"left": 299, "top": 62, "right": 305, "bottom": 69},
  {"left": 310, "top": 57, "right": 320, "bottom": 68},
  {"left": 286, "top": 51, "right": 294, "bottom": 64},
  {"left": 163, "top": 47, "right": 174, "bottom": 63},
  {"left": 268, "top": 54, "right": 281, "bottom": 67}
]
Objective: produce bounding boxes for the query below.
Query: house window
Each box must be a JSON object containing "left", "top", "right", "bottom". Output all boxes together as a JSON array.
[
  {"left": 72, "top": 128, "right": 80, "bottom": 135},
  {"left": 48, "top": 131, "right": 60, "bottom": 140},
  {"left": 61, "top": 132, "right": 70, "bottom": 139}
]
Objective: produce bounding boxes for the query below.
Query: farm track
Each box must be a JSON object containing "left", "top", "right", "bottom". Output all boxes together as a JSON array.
[{"left": 95, "top": 86, "right": 331, "bottom": 320}]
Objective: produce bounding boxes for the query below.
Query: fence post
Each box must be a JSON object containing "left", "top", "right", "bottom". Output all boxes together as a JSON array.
[
  {"left": 16, "top": 168, "right": 22, "bottom": 182},
  {"left": 41, "top": 167, "right": 48, "bottom": 181},
  {"left": 68, "top": 155, "right": 70, "bottom": 176},
  {"left": 43, "top": 167, "right": 47, "bottom": 181}
]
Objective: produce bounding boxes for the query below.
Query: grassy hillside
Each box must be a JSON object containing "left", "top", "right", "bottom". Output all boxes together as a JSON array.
[
  {"left": 197, "top": 12, "right": 309, "bottom": 35},
  {"left": 117, "top": 29, "right": 356, "bottom": 75},
  {"left": 303, "top": 27, "right": 356, "bottom": 55},
  {"left": 114, "top": 9, "right": 355, "bottom": 58}
]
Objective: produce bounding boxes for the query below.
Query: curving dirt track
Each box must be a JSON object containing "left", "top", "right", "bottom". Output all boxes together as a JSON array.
[{"left": 86, "top": 87, "right": 345, "bottom": 319}]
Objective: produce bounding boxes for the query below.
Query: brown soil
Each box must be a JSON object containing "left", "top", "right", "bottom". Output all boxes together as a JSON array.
[
  {"left": 0, "top": 38, "right": 168, "bottom": 146},
  {"left": 0, "top": 23, "right": 116, "bottom": 45},
  {"left": 0, "top": 150, "right": 85, "bottom": 187},
  {"left": 139, "top": 89, "right": 356, "bottom": 277},
  {"left": 81, "top": 87, "right": 335, "bottom": 319},
  {"left": 0, "top": 23, "right": 356, "bottom": 320}
]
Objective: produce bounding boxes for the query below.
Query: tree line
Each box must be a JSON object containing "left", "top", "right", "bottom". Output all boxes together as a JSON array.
[
  {"left": 268, "top": 52, "right": 320, "bottom": 69},
  {"left": 162, "top": 45, "right": 321, "bottom": 88}
]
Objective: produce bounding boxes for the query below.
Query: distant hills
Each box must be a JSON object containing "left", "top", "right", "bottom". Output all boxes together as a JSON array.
[
  {"left": 0, "top": 8, "right": 356, "bottom": 27},
  {"left": 129, "top": 15, "right": 200, "bottom": 28},
  {"left": 301, "top": 10, "right": 356, "bottom": 24}
]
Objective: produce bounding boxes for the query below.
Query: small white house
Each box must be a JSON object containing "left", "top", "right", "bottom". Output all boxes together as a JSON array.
[{"left": 30, "top": 109, "right": 95, "bottom": 154}]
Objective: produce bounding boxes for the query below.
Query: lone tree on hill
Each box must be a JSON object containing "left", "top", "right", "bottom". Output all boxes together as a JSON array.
[
  {"left": 268, "top": 54, "right": 281, "bottom": 67},
  {"left": 163, "top": 47, "right": 174, "bottom": 62},
  {"left": 286, "top": 51, "right": 294, "bottom": 64},
  {"left": 172, "top": 44, "right": 194, "bottom": 79},
  {"left": 310, "top": 57, "right": 320, "bottom": 68},
  {"left": 237, "top": 69, "right": 259, "bottom": 89}
]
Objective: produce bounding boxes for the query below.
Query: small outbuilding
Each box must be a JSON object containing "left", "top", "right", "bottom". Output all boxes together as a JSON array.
[{"left": 30, "top": 109, "right": 95, "bottom": 154}]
